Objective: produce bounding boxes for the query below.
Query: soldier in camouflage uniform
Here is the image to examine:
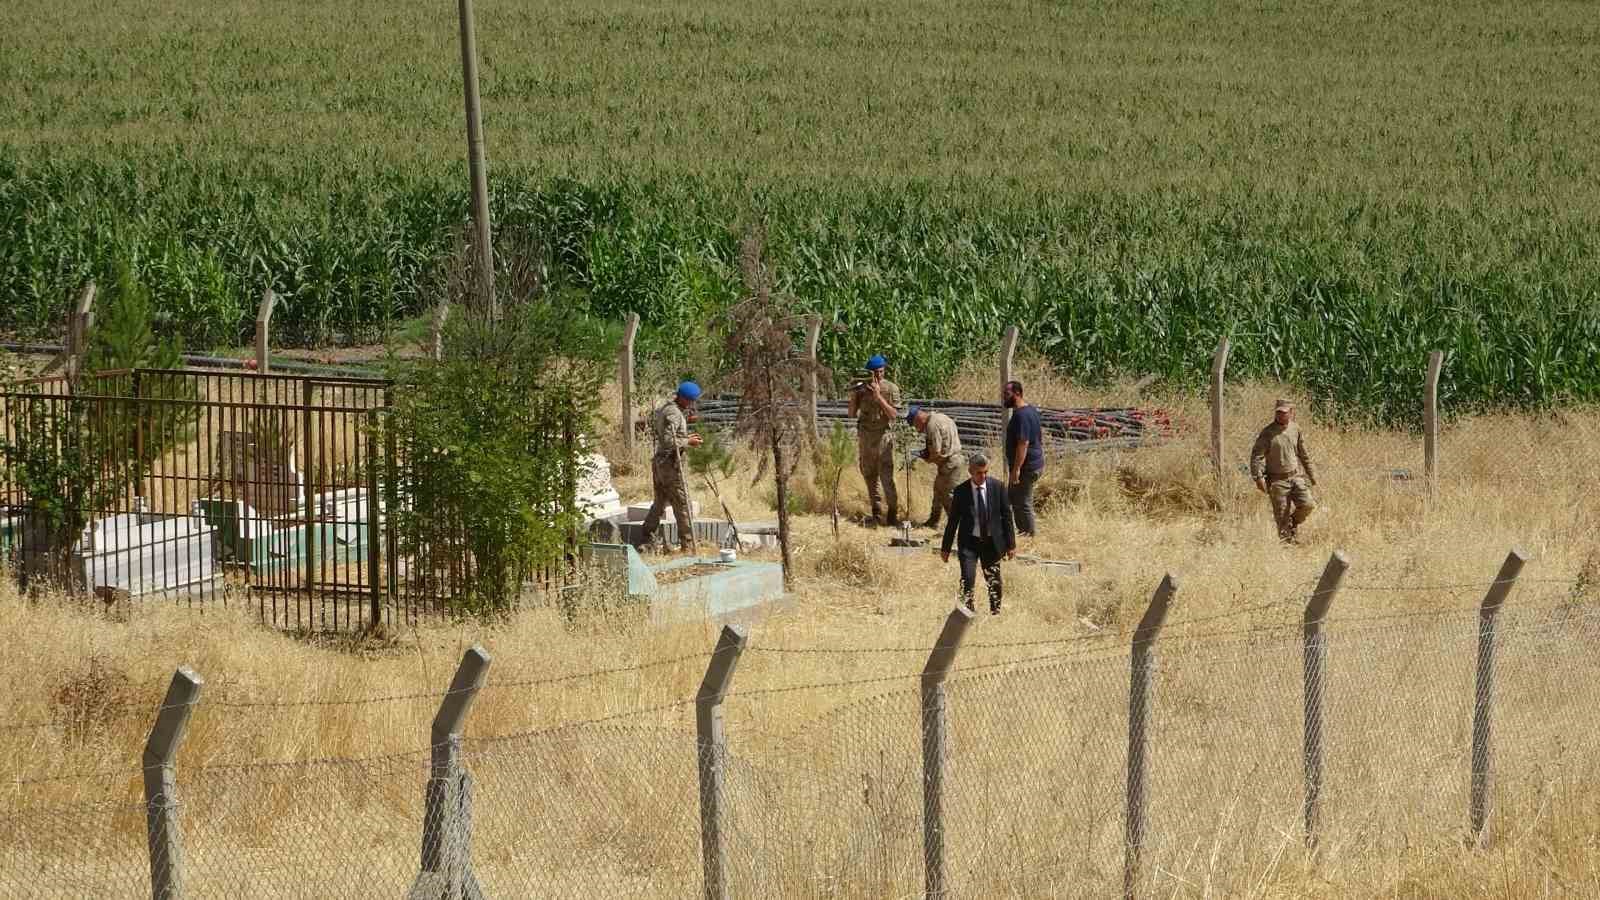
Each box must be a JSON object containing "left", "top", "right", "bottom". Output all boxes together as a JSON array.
[
  {"left": 907, "top": 405, "right": 964, "bottom": 529},
  {"left": 848, "top": 355, "right": 901, "bottom": 526},
  {"left": 1250, "top": 397, "right": 1318, "bottom": 543},
  {"left": 636, "top": 381, "right": 704, "bottom": 553}
]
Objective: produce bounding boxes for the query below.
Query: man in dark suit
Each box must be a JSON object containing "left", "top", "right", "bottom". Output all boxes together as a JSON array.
[{"left": 940, "top": 452, "right": 1017, "bottom": 614}]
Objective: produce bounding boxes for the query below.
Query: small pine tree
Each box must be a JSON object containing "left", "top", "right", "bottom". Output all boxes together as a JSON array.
[
  {"left": 83, "top": 261, "right": 184, "bottom": 376},
  {"left": 814, "top": 421, "right": 854, "bottom": 539},
  {"left": 0, "top": 263, "right": 192, "bottom": 589}
]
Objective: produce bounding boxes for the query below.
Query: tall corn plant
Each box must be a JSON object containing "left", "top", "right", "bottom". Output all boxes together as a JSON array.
[{"left": 722, "top": 223, "right": 828, "bottom": 587}]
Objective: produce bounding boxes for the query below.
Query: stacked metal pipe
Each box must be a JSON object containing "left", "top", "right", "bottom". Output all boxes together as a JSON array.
[{"left": 689, "top": 397, "right": 1175, "bottom": 453}]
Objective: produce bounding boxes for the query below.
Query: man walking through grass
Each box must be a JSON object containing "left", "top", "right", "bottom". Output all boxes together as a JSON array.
[
  {"left": 636, "top": 381, "right": 704, "bottom": 553},
  {"left": 848, "top": 354, "right": 901, "bottom": 526},
  {"left": 907, "top": 404, "right": 963, "bottom": 529},
  {"left": 940, "top": 453, "right": 1017, "bottom": 614},
  {"left": 1250, "top": 397, "right": 1318, "bottom": 543}
]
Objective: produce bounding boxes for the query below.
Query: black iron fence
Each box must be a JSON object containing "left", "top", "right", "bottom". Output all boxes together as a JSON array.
[{"left": 0, "top": 368, "right": 576, "bottom": 629}]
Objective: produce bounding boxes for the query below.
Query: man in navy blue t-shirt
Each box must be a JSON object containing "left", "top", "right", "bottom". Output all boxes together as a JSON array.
[{"left": 1003, "top": 380, "right": 1045, "bottom": 537}]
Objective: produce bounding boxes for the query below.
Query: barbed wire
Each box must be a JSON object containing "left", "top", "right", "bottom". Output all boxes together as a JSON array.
[
  {"left": 483, "top": 650, "right": 715, "bottom": 692},
  {"left": 464, "top": 698, "right": 700, "bottom": 750},
  {"left": 7, "top": 768, "right": 138, "bottom": 788},
  {"left": 189, "top": 747, "right": 430, "bottom": 776}
]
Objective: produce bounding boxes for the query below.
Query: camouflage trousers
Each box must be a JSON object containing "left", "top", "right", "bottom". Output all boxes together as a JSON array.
[
  {"left": 858, "top": 430, "right": 898, "bottom": 522},
  {"left": 1268, "top": 476, "right": 1315, "bottom": 541},
  {"left": 926, "top": 457, "right": 965, "bottom": 526},
  {"left": 640, "top": 453, "right": 694, "bottom": 550}
]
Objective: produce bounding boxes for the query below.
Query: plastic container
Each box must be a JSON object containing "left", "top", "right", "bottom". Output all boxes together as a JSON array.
[{"left": 719, "top": 548, "right": 737, "bottom": 563}]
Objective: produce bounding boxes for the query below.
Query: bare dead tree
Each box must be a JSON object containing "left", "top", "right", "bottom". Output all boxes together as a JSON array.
[{"left": 722, "top": 222, "right": 828, "bottom": 587}]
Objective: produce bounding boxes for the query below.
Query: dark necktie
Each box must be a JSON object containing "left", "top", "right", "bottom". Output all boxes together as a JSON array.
[{"left": 977, "top": 484, "right": 990, "bottom": 539}]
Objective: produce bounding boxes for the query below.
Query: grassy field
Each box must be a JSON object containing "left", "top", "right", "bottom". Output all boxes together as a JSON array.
[
  {"left": 3, "top": 0, "right": 1600, "bottom": 416},
  {"left": 7, "top": 370, "right": 1600, "bottom": 895}
]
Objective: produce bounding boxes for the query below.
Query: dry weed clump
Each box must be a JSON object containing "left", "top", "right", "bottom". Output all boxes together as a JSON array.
[{"left": 48, "top": 654, "right": 141, "bottom": 746}]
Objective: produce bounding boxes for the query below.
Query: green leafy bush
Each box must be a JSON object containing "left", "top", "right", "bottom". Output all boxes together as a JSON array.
[{"left": 384, "top": 287, "right": 614, "bottom": 615}]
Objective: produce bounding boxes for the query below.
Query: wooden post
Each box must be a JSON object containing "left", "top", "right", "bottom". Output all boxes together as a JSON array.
[
  {"left": 1424, "top": 350, "right": 1442, "bottom": 494},
  {"left": 410, "top": 646, "right": 490, "bottom": 899},
  {"left": 621, "top": 313, "right": 640, "bottom": 454},
  {"left": 456, "top": 0, "right": 496, "bottom": 320},
  {"left": 366, "top": 409, "right": 382, "bottom": 630},
  {"left": 805, "top": 315, "right": 823, "bottom": 442},
  {"left": 998, "top": 326, "right": 1019, "bottom": 435},
  {"left": 921, "top": 604, "right": 975, "bottom": 899},
  {"left": 144, "top": 667, "right": 203, "bottom": 900},
  {"left": 696, "top": 625, "right": 749, "bottom": 900},
  {"left": 1471, "top": 548, "right": 1528, "bottom": 845},
  {"left": 255, "top": 288, "right": 276, "bottom": 373},
  {"left": 1210, "top": 337, "right": 1230, "bottom": 485},
  {"left": 1125, "top": 574, "right": 1178, "bottom": 899},
  {"left": 1302, "top": 550, "right": 1349, "bottom": 848},
  {"left": 301, "top": 380, "right": 317, "bottom": 605}
]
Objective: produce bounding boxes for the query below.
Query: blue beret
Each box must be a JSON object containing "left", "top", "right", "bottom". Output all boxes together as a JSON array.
[
  {"left": 866, "top": 355, "right": 887, "bottom": 370},
  {"left": 905, "top": 404, "right": 921, "bottom": 424},
  {"left": 676, "top": 381, "right": 701, "bottom": 401}
]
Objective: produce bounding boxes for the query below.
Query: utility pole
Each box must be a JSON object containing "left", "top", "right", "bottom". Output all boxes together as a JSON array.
[{"left": 457, "top": 0, "right": 497, "bottom": 321}]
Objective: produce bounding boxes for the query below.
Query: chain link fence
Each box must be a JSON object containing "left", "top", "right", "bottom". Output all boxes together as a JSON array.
[{"left": 8, "top": 557, "right": 1600, "bottom": 897}]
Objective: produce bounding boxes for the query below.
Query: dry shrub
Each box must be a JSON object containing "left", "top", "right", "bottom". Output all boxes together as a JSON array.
[
  {"left": 50, "top": 654, "right": 141, "bottom": 745},
  {"left": 1114, "top": 443, "right": 1221, "bottom": 519},
  {"left": 810, "top": 539, "right": 878, "bottom": 587},
  {"left": 1029, "top": 453, "right": 1083, "bottom": 513}
]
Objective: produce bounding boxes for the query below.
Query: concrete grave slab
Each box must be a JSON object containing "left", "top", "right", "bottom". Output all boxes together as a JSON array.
[
  {"left": 586, "top": 542, "right": 785, "bottom": 623},
  {"left": 76, "top": 508, "right": 222, "bottom": 597}
]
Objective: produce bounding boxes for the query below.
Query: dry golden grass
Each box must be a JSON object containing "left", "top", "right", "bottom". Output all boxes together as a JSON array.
[{"left": 7, "top": 368, "right": 1600, "bottom": 897}]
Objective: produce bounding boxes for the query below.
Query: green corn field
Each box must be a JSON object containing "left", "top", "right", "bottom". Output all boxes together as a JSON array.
[{"left": 2, "top": 0, "right": 1597, "bottom": 424}]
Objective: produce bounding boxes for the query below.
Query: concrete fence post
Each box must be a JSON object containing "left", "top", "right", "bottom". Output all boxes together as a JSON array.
[
  {"left": 1125, "top": 574, "right": 1178, "bottom": 899},
  {"left": 805, "top": 315, "right": 823, "bottom": 442},
  {"left": 696, "top": 625, "right": 749, "bottom": 900},
  {"left": 1424, "top": 351, "right": 1442, "bottom": 494},
  {"left": 998, "top": 326, "right": 1019, "bottom": 436},
  {"left": 1471, "top": 548, "right": 1528, "bottom": 846},
  {"left": 1210, "top": 338, "right": 1230, "bottom": 486},
  {"left": 46, "top": 282, "right": 97, "bottom": 381},
  {"left": 1302, "top": 550, "right": 1349, "bottom": 848},
  {"left": 143, "top": 667, "right": 203, "bottom": 900},
  {"left": 254, "top": 288, "right": 276, "bottom": 373},
  {"left": 621, "top": 313, "right": 640, "bottom": 454},
  {"left": 921, "top": 603, "right": 975, "bottom": 899},
  {"left": 409, "top": 646, "right": 490, "bottom": 900},
  {"left": 429, "top": 302, "right": 449, "bottom": 361},
  {"left": 72, "top": 281, "right": 97, "bottom": 362}
]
